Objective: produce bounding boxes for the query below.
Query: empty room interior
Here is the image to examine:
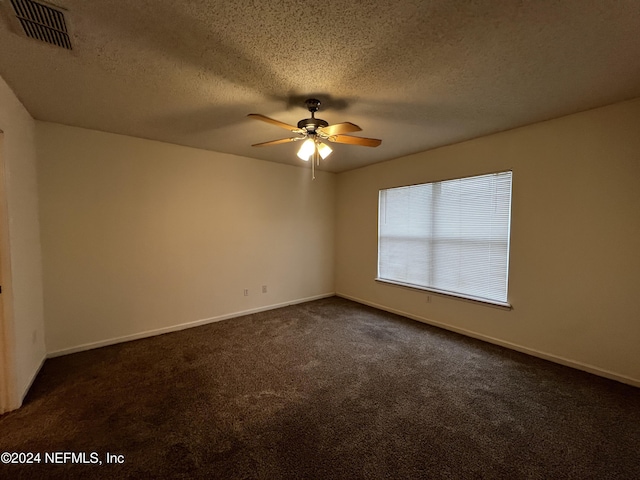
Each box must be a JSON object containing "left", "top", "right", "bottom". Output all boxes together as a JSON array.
[{"left": 1, "top": 1, "right": 639, "bottom": 478}]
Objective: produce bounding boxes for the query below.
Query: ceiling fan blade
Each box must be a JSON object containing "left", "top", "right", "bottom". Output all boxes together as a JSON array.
[
  {"left": 247, "top": 113, "right": 301, "bottom": 132},
  {"left": 328, "top": 135, "right": 382, "bottom": 147},
  {"left": 251, "top": 137, "right": 299, "bottom": 147},
  {"left": 318, "top": 122, "right": 362, "bottom": 136}
]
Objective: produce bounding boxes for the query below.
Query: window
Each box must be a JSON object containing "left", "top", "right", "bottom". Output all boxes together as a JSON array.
[{"left": 377, "top": 171, "right": 512, "bottom": 306}]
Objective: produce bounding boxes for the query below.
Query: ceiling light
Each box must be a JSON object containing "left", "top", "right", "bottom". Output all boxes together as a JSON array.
[
  {"left": 317, "top": 142, "right": 332, "bottom": 159},
  {"left": 297, "top": 138, "right": 315, "bottom": 161}
]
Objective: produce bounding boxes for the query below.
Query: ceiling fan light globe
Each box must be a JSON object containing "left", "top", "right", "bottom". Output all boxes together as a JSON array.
[
  {"left": 317, "top": 142, "right": 332, "bottom": 159},
  {"left": 297, "top": 138, "right": 315, "bottom": 161}
]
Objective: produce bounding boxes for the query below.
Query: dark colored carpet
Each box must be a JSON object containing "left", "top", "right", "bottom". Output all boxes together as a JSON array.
[{"left": 1, "top": 297, "right": 639, "bottom": 479}]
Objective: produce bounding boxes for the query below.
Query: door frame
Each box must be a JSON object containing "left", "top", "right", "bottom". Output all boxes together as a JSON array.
[{"left": 0, "top": 130, "right": 18, "bottom": 414}]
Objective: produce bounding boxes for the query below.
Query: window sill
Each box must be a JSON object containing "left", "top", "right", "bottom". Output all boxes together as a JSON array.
[{"left": 375, "top": 278, "right": 512, "bottom": 310}]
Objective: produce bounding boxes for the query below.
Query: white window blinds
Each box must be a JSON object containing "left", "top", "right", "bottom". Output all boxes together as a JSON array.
[{"left": 378, "top": 171, "right": 512, "bottom": 305}]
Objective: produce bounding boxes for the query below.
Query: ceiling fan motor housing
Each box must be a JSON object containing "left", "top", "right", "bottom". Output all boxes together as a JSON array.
[{"left": 297, "top": 117, "right": 328, "bottom": 133}]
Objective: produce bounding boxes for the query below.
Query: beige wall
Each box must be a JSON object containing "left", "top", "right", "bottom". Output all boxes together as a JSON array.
[
  {"left": 0, "top": 75, "right": 46, "bottom": 405},
  {"left": 15, "top": 90, "right": 640, "bottom": 388},
  {"left": 37, "top": 123, "right": 335, "bottom": 354},
  {"left": 336, "top": 98, "right": 640, "bottom": 385}
]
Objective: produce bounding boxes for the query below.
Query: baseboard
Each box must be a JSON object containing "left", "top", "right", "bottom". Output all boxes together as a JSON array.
[
  {"left": 47, "top": 293, "right": 335, "bottom": 358},
  {"left": 337, "top": 292, "right": 640, "bottom": 388},
  {"left": 20, "top": 354, "right": 46, "bottom": 403}
]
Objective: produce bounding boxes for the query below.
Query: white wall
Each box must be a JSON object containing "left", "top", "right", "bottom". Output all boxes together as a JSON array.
[
  {"left": 336, "top": 98, "right": 640, "bottom": 385},
  {"left": 0, "top": 75, "right": 46, "bottom": 404},
  {"left": 37, "top": 123, "right": 335, "bottom": 354}
]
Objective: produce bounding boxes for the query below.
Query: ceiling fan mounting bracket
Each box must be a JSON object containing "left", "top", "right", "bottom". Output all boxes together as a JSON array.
[{"left": 305, "top": 98, "right": 321, "bottom": 113}]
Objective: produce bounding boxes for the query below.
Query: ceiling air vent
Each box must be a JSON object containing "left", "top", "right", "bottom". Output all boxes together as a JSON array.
[{"left": 9, "top": 0, "right": 71, "bottom": 49}]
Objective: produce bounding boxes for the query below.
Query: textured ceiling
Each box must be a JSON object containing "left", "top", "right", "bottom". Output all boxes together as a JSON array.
[{"left": 1, "top": 0, "right": 640, "bottom": 172}]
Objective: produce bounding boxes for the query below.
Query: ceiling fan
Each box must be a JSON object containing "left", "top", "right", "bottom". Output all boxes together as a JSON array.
[{"left": 248, "top": 98, "right": 381, "bottom": 178}]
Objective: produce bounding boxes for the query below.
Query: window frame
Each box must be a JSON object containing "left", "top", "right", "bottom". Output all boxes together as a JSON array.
[{"left": 376, "top": 171, "right": 513, "bottom": 309}]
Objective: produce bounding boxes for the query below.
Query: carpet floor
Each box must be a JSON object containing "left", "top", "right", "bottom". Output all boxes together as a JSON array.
[{"left": 1, "top": 297, "right": 639, "bottom": 479}]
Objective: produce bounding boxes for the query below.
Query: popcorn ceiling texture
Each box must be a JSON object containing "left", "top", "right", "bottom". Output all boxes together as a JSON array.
[{"left": 1, "top": 0, "right": 639, "bottom": 172}]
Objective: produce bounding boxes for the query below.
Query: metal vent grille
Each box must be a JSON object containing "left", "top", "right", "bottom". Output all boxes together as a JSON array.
[{"left": 10, "top": 0, "right": 71, "bottom": 49}]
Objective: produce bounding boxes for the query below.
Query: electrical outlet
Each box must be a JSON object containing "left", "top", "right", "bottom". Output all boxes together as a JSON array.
[
  {"left": 426, "top": 295, "right": 431, "bottom": 303},
  {"left": 244, "top": 289, "right": 249, "bottom": 296},
  {"left": 262, "top": 285, "right": 267, "bottom": 293}
]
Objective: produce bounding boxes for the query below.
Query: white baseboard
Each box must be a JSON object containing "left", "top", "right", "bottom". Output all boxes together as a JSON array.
[
  {"left": 337, "top": 292, "right": 640, "bottom": 388},
  {"left": 47, "top": 293, "right": 335, "bottom": 358},
  {"left": 20, "top": 354, "right": 46, "bottom": 403}
]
